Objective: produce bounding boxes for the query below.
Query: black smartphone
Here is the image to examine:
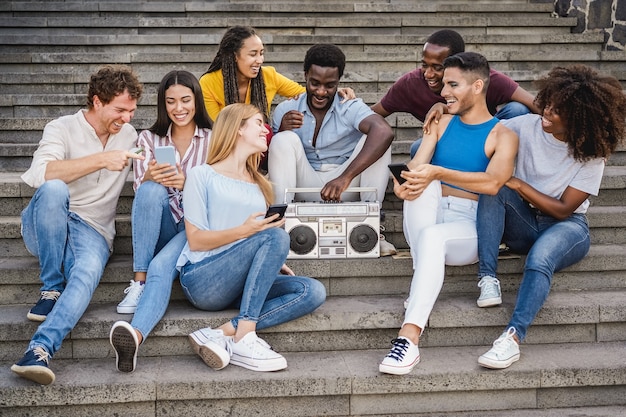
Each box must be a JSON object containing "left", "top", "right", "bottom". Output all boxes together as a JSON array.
[
  {"left": 265, "top": 204, "right": 288, "bottom": 222},
  {"left": 388, "top": 163, "right": 409, "bottom": 184}
]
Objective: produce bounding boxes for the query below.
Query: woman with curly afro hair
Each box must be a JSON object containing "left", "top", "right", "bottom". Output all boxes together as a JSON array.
[{"left": 475, "top": 64, "right": 626, "bottom": 370}]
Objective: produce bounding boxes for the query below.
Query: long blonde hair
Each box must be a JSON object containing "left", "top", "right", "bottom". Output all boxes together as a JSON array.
[{"left": 207, "top": 103, "right": 274, "bottom": 205}]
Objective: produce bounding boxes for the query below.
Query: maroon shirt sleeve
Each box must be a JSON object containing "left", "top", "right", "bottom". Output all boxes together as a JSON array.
[
  {"left": 379, "top": 68, "right": 445, "bottom": 122},
  {"left": 485, "top": 69, "right": 519, "bottom": 115}
]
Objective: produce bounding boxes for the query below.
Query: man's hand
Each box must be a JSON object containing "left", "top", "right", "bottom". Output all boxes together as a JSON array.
[
  {"left": 103, "top": 149, "right": 144, "bottom": 171},
  {"left": 393, "top": 164, "right": 438, "bottom": 201},
  {"left": 279, "top": 110, "right": 304, "bottom": 132},
  {"left": 423, "top": 103, "right": 447, "bottom": 135},
  {"left": 321, "top": 176, "right": 352, "bottom": 201}
]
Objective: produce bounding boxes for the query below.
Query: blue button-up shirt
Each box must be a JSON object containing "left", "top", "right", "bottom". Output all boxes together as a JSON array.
[{"left": 272, "top": 93, "right": 374, "bottom": 170}]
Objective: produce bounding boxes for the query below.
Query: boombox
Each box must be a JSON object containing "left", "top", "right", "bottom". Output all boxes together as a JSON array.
[{"left": 283, "top": 188, "right": 380, "bottom": 259}]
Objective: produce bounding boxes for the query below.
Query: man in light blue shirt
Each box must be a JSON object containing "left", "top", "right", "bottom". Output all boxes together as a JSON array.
[{"left": 268, "top": 44, "right": 394, "bottom": 204}]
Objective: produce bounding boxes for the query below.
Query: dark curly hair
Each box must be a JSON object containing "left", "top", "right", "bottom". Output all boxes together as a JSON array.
[
  {"left": 304, "top": 44, "right": 346, "bottom": 78},
  {"left": 534, "top": 65, "right": 626, "bottom": 161},
  {"left": 204, "top": 26, "right": 269, "bottom": 121},
  {"left": 86, "top": 64, "right": 142, "bottom": 109}
]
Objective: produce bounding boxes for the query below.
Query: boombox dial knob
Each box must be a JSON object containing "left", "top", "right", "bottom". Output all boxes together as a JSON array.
[
  {"left": 289, "top": 225, "right": 317, "bottom": 255},
  {"left": 349, "top": 224, "right": 378, "bottom": 253}
]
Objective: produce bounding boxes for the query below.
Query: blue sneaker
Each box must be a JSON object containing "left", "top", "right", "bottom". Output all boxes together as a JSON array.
[
  {"left": 27, "top": 290, "right": 61, "bottom": 322},
  {"left": 11, "top": 346, "right": 55, "bottom": 385}
]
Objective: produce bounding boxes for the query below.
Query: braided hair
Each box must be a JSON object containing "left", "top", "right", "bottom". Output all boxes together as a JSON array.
[
  {"left": 205, "top": 26, "right": 269, "bottom": 121},
  {"left": 534, "top": 65, "right": 626, "bottom": 161}
]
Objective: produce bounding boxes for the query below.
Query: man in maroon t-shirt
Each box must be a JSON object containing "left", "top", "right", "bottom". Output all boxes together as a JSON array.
[{"left": 372, "top": 29, "right": 538, "bottom": 157}]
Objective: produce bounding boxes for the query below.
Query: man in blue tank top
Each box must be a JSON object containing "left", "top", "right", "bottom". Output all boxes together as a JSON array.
[{"left": 379, "top": 52, "right": 519, "bottom": 376}]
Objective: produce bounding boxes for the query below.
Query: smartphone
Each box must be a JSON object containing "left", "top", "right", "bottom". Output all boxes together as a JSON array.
[
  {"left": 388, "top": 163, "right": 409, "bottom": 184},
  {"left": 154, "top": 146, "right": 177, "bottom": 173},
  {"left": 265, "top": 204, "right": 288, "bottom": 222}
]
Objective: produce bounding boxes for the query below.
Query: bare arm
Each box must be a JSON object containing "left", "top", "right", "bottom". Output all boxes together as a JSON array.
[
  {"left": 45, "top": 150, "right": 143, "bottom": 184},
  {"left": 506, "top": 179, "right": 589, "bottom": 220},
  {"left": 510, "top": 86, "right": 540, "bottom": 114},
  {"left": 371, "top": 101, "right": 391, "bottom": 118},
  {"left": 185, "top": 213, "right": 286, "bottom": 252},
  {"left": 321, "top": 113, "right": 394, "bottom": 201}
]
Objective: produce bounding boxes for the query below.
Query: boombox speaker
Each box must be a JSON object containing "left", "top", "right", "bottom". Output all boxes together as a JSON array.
[{"left": 283, "top": 188, "right": 380, "bottom": 259}]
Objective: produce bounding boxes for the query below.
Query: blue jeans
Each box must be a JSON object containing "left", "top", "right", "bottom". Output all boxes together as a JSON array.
[
  {"left": 179, "top": 228, "right": 326, "bottom": 330},
  {"left": 477, "top": 186, "right": 590, "bottom": 341},
  {"left": 132, "top": 181, "right": 184, "bottom": 272},
  {"left": 21, "top": 180, "right": 110, "bottom": 356},
  {"left": 409, "top": 102, "right": 531, "bottom": 158},
  {"left": 131, "top": 230, "right": 187, "bottom": 340}
]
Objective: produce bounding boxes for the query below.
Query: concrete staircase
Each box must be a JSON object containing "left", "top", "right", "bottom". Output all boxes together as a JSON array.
[{"left": 1, "top": 1, "right": 626, "bottom": 416}]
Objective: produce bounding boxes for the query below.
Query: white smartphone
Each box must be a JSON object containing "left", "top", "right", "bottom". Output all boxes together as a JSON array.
[{"left": 154, "top": 146, "right": 177, "bottom": 172}]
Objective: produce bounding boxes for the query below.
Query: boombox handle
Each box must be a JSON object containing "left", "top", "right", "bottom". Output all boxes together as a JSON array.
[{"left": 283, "top": 187, "right": 378, "bottom": 204}]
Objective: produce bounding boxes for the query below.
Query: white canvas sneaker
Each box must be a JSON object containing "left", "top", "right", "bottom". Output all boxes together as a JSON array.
[
  {"left": 229, "top": 332, "right": 287, "bottom": 372},
  {"left": 379, "top": 336, "right": 420, "bottom": 375},
  {"left": 188, "top": 327, "right": 231, "bottom": 370},
  {"left": 478, "top": 327, "right": 520, "bottom": 369},
  {"left": 117, "top": 280, "right": 145, "bottom": 314},
  {"left": 477, "top": 275, "right": 502, "bottom": 307}
]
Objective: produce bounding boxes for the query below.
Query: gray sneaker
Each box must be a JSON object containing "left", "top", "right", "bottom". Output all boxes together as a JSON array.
[{"left": 477, "top": 275, "right": 502, "bottom": 307}]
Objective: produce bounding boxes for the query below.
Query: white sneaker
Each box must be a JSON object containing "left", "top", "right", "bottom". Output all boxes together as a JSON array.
[
  {"left": 188, "top": 327, "right": 231, "bottom": 371},
  {"left": 110, "top": 321, "right": 139, "bottom": 373},
  {"left": 379, "top": 336, "right": 420, "bottom": 375},
  {"left": 379, "top": 234, "right": 397, "bottom": 257},
  {"left": 477, "top": 275, "right": 502, "bottom": 307},
  {"left": 229, "top": 332, "right": 287, "bottom": 372},
  {"left": 478, "top": 327, "right": 520, "bottom": 369},
  {"left": 117, "top": 280, "right": 145, "bottom": 314}
]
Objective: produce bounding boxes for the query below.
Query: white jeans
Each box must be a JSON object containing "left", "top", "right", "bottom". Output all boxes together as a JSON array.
[
  {"left": 403, "top": 181, "right": 479, "bottom": 330},
  {"left": 267, "top": 131, "right": 391, "bottom": 203}
]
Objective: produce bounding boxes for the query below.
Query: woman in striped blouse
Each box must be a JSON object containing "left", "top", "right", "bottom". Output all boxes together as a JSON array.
[{"left": 109, "top": 70, "right": 212, "bottom": 373}]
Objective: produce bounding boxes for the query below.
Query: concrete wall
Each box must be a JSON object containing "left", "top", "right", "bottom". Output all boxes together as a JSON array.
[{"left": 552, "top": 0, "right": 625, "bottom": 50}]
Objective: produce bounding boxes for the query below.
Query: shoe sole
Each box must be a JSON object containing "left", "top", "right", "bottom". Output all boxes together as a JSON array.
[
  {"left": 230, "top": 354, "right": 287, "bottom": 372},
  {"left": 110, "top": 323, "right": 138, "bottom": 373},
  {"left": 379, "top": 355, "right": 421, "bottom": 375},
  {"left": 11, "top": 364, "right": 55, "bottom": 385},
  {"left": 478, "top": 353, "right": 520, "bottom": 369},
  {"left": 477, "top": 296, "right": 502, "bottom": 308},
  {"left": 26, "top": 312, "right": 46, "bottom": 322},
  {"left": 116, "top": 306, "right": 137, "bottom": 314},
  {"left": 188, "top": 333, "right": 230, "bottom": 371}
]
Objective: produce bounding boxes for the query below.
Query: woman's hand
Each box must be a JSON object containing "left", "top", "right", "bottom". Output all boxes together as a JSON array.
[
  {"left": 280, "top": 264, "right": 295, "bottom": 276},
  {"left": 241, "top": 211, "right": 286, "bottom": 238},
  {"left": 338, "top": 87, "right": 356, "bottom": 103}
]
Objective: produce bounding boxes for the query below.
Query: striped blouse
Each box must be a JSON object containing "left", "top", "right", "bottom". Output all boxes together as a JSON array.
[{"left": 132, "top": 125, "right": 212, "bottom": 223}]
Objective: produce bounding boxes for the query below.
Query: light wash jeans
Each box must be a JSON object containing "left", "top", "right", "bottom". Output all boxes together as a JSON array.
[
  {"left": 477, "top": 186, "right": 590, "bottom": 341},
  {"left": 409, "top": 102, "right": 531, "bottom": 158},
  {"left": 21, "top": 180, "right": 110, "bottom": 356},
  {"left": 268, "top": 131, "right": 391, "bottom": 203},
  {"left": 132, "top": 181, "right": 184, "bottom": 272},
  {"left": 131, "top": 230, "right": 187, "bottom": 340},
  {"left": 403, "top": 181, "right": 479, "bottom": 330},
  {"left": 179, "top": 228, "right": 326, "bottom": 330}
]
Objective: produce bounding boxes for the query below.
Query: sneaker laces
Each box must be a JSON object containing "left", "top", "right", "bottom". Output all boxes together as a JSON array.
[
  {"left": 478, "top": 276, "right": 500, "bottom": 297},
  {"left": 123, "top": 280, "right": 143, "bottom": 296},
  {"left": 491, "top": 328, "right": 517, "bottom": 355},
  {"left": 40, "top": 290, "right": 60, "bottom": 301},
  {"left": 32, "top": 346, "right": 51, "bottom": 365},
  {"left": 385, "top": 337, "right": 410, "bottom": 361}
]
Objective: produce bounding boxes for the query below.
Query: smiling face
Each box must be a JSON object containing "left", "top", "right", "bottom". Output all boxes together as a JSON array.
[
  {"left": 92, "top": 90, "right": 137, "bottom": 136},
  {"left": 305, "top": 64, "right": 340, "bottom": 112},
  {"left": 165, "top": 84, "right": 196, "bottom": 129},
  {"left": 541, "top": 104, "right": 567, "bottom": 141},
  {"left": 239, "top": 112, "right": 269, "bottom": 153},
  {"left": 235, "top": 35, "right": 265, "bottom": 80},
  {"left": 421, "top": 42, "right": 452, "bottom": 94},
  {"left": 440, "top": 67, "right": 477, "bottom": 116}
]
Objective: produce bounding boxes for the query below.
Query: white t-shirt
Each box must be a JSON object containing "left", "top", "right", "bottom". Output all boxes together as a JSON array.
[
  {"left": 176, "top": 164, "right": 266, "bottom": 268},
  {"left": 21, "top": 110, "right": 137, "bottom": 249},
  {"left": 501, "top": 114, "right": 605, "bottom": 214}
]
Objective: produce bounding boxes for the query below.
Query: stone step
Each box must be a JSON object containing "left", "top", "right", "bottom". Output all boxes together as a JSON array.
[
  {"left": 2, "top": 284, "right": 626, "bottom": 359},
  {"left": 1, "top": 342, "right": 625, "bottom": 415},
  {"left": 1, "top": 243, "right": 625, "bottom": 307}
]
